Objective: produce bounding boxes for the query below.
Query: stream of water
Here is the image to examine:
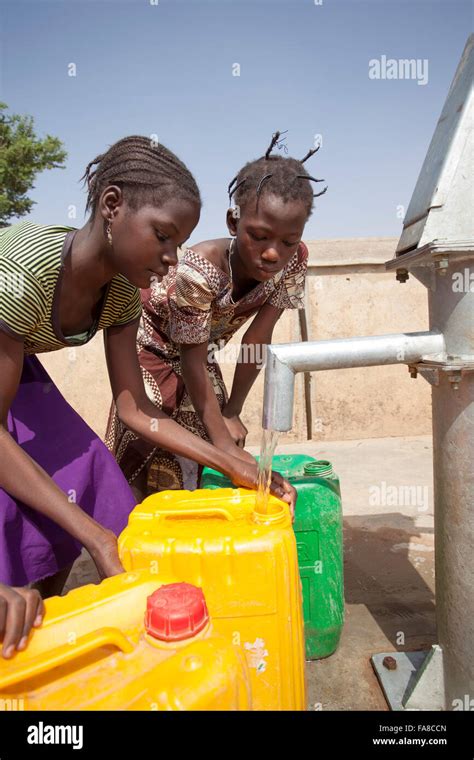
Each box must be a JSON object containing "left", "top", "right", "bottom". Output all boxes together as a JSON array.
[{"left": 255, "top": 428, "right": 280, "bottom": 514}]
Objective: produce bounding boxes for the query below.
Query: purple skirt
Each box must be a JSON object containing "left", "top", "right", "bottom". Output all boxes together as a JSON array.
[{"left": 0, "top": 355, "right": 137, "bottom": 586}]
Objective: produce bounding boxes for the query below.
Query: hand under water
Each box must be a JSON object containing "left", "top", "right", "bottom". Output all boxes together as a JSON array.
[{"left": 227, "top": 456, "right": 297, "bottom": 521}]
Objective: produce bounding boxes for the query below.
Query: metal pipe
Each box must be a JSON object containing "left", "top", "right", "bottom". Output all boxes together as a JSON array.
[
  {"left": 433, "top": 369, "right": 474, "bottom": 706},
  {"left": 427, "top": 255, "right": 474, "bottom": 707},
  {"left": 262, "top": 330, "right": 445, "bottom": 432}
]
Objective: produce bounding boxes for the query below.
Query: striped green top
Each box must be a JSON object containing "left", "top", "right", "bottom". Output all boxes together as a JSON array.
[{"left": 0, "top": 221, "right": 141, "bottom": 355}]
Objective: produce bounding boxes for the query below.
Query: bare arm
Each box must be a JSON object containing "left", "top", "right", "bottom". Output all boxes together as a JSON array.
[
  {"left": 0, "top": 331, "right": 124, "bottom": 579},
  {"left": 179, "top": 340, "right": 244, "bottom": 453},
  {"left": 104, "top": 319, "right": 294, "bottom": 506},
  {"left": 180, "top": 305, "right": 283, "bottom": 449},
  {"left": 105, "top": 320, "right": 250, "bottom": 472},
  {"left": 224, "top": 302, "right": 283, "bottom": 418}
]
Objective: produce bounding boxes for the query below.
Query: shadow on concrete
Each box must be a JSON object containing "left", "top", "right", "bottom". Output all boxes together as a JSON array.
[{"left": 343, "top": 513, "right": 436, "bottom": 652}]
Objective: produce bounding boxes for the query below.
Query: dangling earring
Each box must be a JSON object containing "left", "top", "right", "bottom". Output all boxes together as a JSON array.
[{"left": 106, "top": 220, "right": 113, "bottom": 246}]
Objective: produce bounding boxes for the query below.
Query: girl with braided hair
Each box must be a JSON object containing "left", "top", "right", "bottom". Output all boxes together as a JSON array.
[
  {"left": 107, "top": 131, "right": 326, "bottom": 499},
  {"left": 0, "top": 135, "right": 293, "bottom": 651}
]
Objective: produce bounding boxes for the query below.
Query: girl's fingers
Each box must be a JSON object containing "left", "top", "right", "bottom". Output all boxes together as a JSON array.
[
  {"left": 269, "top": 480, "right": 285, "bottom": 498},
  {"left": 17, "top": 589, "right": 44, "bottom": 648},
  {"left": 2, "top": 592, "right": 26, "bottom": 657},
  {"left": 277, "top": 476, "right": 295, "bottom": 498},
  {"left": 34, "top": 596, "right": 46, "bottom": 627},
  {"left": 0, "top": 596, "right": 7, "bottom": 643},
  {"left": 88, "top": 531, "right": 125, "bottom": 580},
  {"left": 268, "top": 476, "right": 296, "bottom": 520},
  {"left": 270, "top": 473, "right": 293, "bottom": 497},
  {"left": 279, "top": 490, "right": 296, "bottom": 520}
]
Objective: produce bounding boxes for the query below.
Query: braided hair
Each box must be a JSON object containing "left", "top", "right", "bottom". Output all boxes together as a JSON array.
[
  {"left": 80, "top": 135, "right": 201, "bottom": 219},
  {"left": 227, "top": 130, "right": 327, "bottom": 218}
]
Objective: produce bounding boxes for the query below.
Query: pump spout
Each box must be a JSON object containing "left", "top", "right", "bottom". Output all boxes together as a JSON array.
[{"left": 262, "top": 330, "right": 445, "bottom": 432}]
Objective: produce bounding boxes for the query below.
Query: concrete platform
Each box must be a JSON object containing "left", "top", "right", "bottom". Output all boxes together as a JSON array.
[{"left": 64, "top": 434, "right": 436, "bottom": 711}]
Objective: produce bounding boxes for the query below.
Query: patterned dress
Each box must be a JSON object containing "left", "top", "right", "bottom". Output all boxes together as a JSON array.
[{"left": 106, "top": 239, "right": 308, "bottom": 494}]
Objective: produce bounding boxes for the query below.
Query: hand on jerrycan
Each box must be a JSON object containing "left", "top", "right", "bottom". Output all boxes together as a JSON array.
[
  {"left": 86, "top": 528, "right": 125, "bottom": 580},
  {"left": 226, "top": 452, "right": 297, "bottom": 521},
  {"left": 0, "top": 583, "right": 45, "bottom": 659}
]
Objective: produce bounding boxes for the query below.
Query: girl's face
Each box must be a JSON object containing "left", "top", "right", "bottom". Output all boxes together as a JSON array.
[
  {"left": 227, "top": 193, "right": 308, "bottom": 283},
  {"left": 102, "top": 194, "right": 200, "bottom": 289}
]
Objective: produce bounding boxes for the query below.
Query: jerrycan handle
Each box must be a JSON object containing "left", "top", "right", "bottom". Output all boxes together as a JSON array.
[
  {"left": 156, "top": 506, "right": 235, "bottom": 521},
  {"left": 0, "top": 626, "right": 133, "bottom": 690}
]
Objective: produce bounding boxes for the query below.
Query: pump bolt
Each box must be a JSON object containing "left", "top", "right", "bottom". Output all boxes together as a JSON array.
[
  {"left": 435, "top": 259, "right": 449, "bottom": 276},
  {"left": 449, "top": 374, "right": 462, "bottom": 391},
  {"left": 383, "top": 656, "right": 397, "bottom": 671},
  {"left": 396, "top": 268, "right": 409, "bottom": 283}
]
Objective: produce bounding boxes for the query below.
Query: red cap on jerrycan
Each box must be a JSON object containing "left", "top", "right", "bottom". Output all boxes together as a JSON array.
[{"left": 145, "top": 583, "right": 210, "bottom": 642}]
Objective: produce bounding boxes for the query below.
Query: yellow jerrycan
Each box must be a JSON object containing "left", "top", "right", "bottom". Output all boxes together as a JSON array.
[
  {"left": 0, "top": 571, "right": 251, "bottom": 711},
  {"left": 118, "top": 489, "right": 306, "bottom": 711}
]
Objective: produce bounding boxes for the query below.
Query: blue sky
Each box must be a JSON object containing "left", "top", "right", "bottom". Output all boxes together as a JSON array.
[{"left": 0, "top": 0, "right": 471, "bottom": 242}]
